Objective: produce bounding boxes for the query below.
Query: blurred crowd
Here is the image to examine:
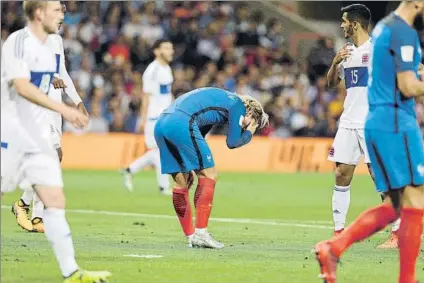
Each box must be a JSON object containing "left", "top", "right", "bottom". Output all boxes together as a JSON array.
[{"left": 2, "top": 1, "right": 424, "bottom": 137}]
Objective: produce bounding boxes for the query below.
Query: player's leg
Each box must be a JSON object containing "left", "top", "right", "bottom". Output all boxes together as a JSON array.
[
  {"left": 171, "top": 171, "right": 195, "bottom": 245},
  {"left": 28, "top": 153, "right": 110, "bottom": 282},
  {"left": 121, "top": 120, "right": 159, "bottom": 192},
  {"left": 360, "top": 130, "right": 401, "bottom": 248},
  {"left": 121, "top": 150, "right": 155, "bottom": 191},
  {"left": 396, "top": 128, "right": 424, "bottom": 283},
  {"left": 314, "top": 129, "right": 402, "bottom": 282},
  {"left": 155, "top": 117, "right": 195, "bottom": 243},
  {"left": 328, "top": 128, "right": 360, "bottom": 235},
  {"left": 378, "top": 185, "right": 401, "bottom": 249},
  {"left": 180, "top": 127, "right": 223, "bottom": 249},
  {"left": 151, "top": 147, "right": 171, "bottom": 195}
]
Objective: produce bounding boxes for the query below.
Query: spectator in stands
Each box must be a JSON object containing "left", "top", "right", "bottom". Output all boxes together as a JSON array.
[{"left": 306, "top": 37, "right": 336, "bottom": 84}]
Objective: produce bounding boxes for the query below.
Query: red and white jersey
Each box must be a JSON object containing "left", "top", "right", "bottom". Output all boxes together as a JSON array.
[
  {"left": 337, "top": 38, "right": 372, "bottom": 129},
  {"left": 143, "top": 60, "right": 173, "bottom": 120},
  {"left": 1, "top": 27, "right": 58, "bottom": 152}
]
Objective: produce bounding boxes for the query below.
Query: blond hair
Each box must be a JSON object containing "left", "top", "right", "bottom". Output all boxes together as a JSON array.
[
  {"left": 239, "top": 95, "right": 269, "bottom": 129},
  {"left": 23, "top": 1, "right": 46, "bottom": 21}
]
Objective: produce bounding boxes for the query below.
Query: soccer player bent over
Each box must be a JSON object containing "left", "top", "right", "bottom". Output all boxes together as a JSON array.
[
  {"left": 12, "top": 4, "right": 88, "bottom": 233},
  {"left": 314, "top": 2, "right": 424, "bottom": 283},
  {"left": 154, "top": 87, "right": 268, "bottom": 248},
  {"left": 1, "top": 2, "right": 110, "bottom": 282}
]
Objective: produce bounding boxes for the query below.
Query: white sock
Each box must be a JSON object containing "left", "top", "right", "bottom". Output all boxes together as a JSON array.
[
  {"left": 20, "top": 184, "right": 34, "bottom": 206},
  {"left": 44, "top": 208, "right": 79, "bottom": 277},
  {"left": 391, "top": 218, "right": 401, "bottom": 232},
  {"left": 332, "top": 185, "right": 351, "bottom": 231},
  {"left": 151, "top": 149, "right": 170, "bottom": 190},
  {"left": 195, "top": 228, "right": 208, "bottom": 234},
  {"left": 32, "top": 194, "right": 44, "bottom": 219},
  {"left": 128, "top": 150, "right": 156, "bottom": 174}
]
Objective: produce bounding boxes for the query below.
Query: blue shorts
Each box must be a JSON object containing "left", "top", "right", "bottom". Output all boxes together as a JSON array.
[
  {"left": 365, "top": 127, "right": 424, "bottom": 193},
  {"left": 154, "top": 112, "right": 215, "bottom": 174}
]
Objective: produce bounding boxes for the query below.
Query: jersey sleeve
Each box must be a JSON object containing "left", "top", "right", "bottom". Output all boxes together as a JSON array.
[
  {"left": 142, "top": 66, "right": 156, "bottom": 94},
  {"left": 57, "top": 36, "right": 82, "bottom": 105},
  {"left": 2, "top": 34, "right": 30, "bottom": 82},
  {"left": 226, "top": 100, "right": 253, "bottom": 149},
  {"left": 391, "top": 25, "right": 418, "bottom": 72}
]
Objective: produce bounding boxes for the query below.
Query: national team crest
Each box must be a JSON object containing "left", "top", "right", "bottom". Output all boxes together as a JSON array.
[{"left": 362, "top": 53, "right": 369, "bottom": 64}]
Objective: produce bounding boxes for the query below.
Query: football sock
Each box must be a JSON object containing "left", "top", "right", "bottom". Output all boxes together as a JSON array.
[
  {"left": 332, "top": 185, "right": 350, "bottom": 231},
  {"left": 194, "top": 178, "right": 216, "bottom": 229},
  {"left": 128, "top": 150, "right": 156, "bottom": 174},
  {"left": 172, "top": 188, "right": 194, "bottom": 236},
  {"left": 20, "top": 179, "right": 34, "bottom": 205},
  {"left": 398, "top": 208, "right": 423, "bottom": 283},
  {"left": 331, "top": 203, "right": 397, "bottom": 258},
  {"left": 32, "top": 194, "right": 44, "bottom": 219},
  {"left": 43, "top": 208, "right": 79, "bottom": 277}
]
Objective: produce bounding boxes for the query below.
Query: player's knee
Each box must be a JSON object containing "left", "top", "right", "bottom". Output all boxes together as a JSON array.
[
  {"left": 197, "top": 167, "right": 217, "bottom": 181},
  {"left": 335, "top": 166, "right": 353, "bottom": 186},
  {"left": 402, "top": 185, "right": 424, "bottom": 209},
  {"left": 35, "top": 186, "right": 66, "bottom": 209}
]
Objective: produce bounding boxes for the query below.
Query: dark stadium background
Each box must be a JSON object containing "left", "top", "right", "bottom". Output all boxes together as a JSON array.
[{"left": 2, "top": 1, "right": 423, "bottom": 138}]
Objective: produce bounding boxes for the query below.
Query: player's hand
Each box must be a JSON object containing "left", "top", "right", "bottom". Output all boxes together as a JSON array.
[
  {"left": 61, "top": 106, "right": 89, "bottom": 129},
  {"left": 51, "top": 77, "right": 67, "bottom": 89},
  {"left": 77, "top": 102, "right": 89, "bottom": 118},
  {"left": 333, "top": 45, "right": 351, "bottom": 65},
  {"left": 246, "top": 120, "right": 259, "bottom": 134}
]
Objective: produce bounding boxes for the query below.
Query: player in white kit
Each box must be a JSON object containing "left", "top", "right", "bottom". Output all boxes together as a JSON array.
[
  {"left": 327, "top": 4, "right": 400, "bottom": 248},
  {"left": 1, "top": 2, "right": 110, "bottom": 282},
  {"left": 121, "top": 39, "right": 174, "bottom": 195},
  {"left": 11, "top": 7, "right": 88, "bottom": 233}
]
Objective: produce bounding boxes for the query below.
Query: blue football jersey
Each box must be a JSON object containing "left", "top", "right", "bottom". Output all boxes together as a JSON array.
[
  {"left": 366, "top": 13, "right": 422, "bottom": 132},
  {"left": 163, "top": 87, "right": 252, "bottom": 148}
]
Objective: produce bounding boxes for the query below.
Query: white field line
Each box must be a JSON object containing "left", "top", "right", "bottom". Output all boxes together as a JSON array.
[{"left": 1, "top": 205, "right": 334, "bottom": 230}]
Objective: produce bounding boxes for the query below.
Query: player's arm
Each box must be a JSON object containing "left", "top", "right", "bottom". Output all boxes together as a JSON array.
[
  {"left": 327, "top": 44, "right": 350, "bottom": 88},
  {"left": 139, "top": 69, "right": 154, "bottom": 133},
  {"left": 3, "top": 39, "right": 87, "bottom": 128},
  {"left": 13, "top": 79, "right": 87, "bottom": 128},
  {"left": 57, "top": 37, "right": 88, "bottom": 117},
  {"left": 226, "top": 102, "right": 254, "bottom": 149},
  {"left": 393, "top": 31, "right": 424, "bottom": 98}
]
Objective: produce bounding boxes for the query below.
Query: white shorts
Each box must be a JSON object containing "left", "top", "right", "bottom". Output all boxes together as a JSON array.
[
  {"left": 50, "top": 123, "right": 62, "bottom": 149},
  {"left": 328, "top": 128, "right": 370, "bottom": 165},
  {"left": 144, "top": 119, "right": 158, "bottom": 149},
  {"left": 1, "top": 117, "right": 63, "bottom": 193}
]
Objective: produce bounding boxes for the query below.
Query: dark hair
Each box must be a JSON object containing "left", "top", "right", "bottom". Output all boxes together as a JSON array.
[
  {"left": 341, "top": 4, "right": 371, "bottom": 30},
  {"left": 151, "top": 39, "right": 172, "bottom": 51}
]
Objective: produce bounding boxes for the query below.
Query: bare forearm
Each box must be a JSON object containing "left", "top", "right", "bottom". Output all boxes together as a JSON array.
[{"left": 327, "top": 63, "right": 341, "bottom": 88}]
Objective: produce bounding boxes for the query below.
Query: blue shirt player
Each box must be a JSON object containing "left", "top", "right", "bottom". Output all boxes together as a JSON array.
[
  {"left": 154, "top": 87, "right": 268, "bottom": 249},
  {"left": 313, "top": 2, "right": 424, "bottom": 283}
]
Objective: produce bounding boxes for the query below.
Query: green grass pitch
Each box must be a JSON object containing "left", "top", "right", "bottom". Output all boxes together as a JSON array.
[{"left": 1, "top": 170, "right": 422, "bottom": 283}]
